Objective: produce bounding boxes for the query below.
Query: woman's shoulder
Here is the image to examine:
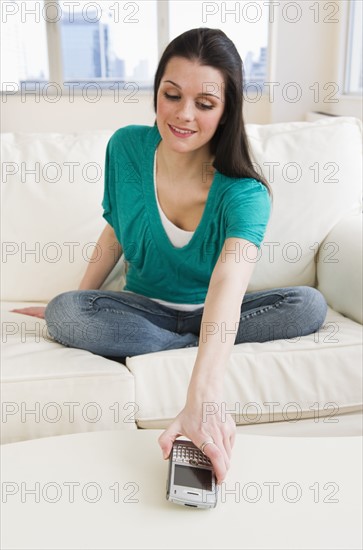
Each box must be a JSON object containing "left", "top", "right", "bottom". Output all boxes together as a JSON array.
[
  {"left": 218, "top": 175, "right": 272, "bottom": 220},
  {"left": 218, "top": 174, "right": 270, "bottom": 198}
]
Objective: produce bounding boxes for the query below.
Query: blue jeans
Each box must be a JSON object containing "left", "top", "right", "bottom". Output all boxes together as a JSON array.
[{"left": 44, "top": 286, "right": 328, "bottom": 359}]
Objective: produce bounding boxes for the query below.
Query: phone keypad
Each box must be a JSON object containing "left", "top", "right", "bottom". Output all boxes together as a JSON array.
[{"left": 173, "top": 444, "right": 212, "bottom": 466}]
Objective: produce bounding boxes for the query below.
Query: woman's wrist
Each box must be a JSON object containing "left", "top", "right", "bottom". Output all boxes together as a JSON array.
[{"left": 186, "top": 375, "right": 224, "bottom": 406}]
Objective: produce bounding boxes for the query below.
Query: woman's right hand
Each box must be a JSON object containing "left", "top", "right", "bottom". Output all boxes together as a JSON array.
[{"left": 10, "top": 307, "right": 47, "bottom": 319}]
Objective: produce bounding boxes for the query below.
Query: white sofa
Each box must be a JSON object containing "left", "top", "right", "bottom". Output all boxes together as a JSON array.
[{"left": 1, "top": 116, "right": 362, "bottom": 444}]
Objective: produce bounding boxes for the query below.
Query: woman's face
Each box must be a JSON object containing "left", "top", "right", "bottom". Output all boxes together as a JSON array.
[{"left": 156, "top": 57, "right": 226, "bottom": 157}]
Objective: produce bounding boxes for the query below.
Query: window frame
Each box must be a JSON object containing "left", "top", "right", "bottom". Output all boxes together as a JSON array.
[{"left": 343, "top": 0, "right": 362, "bottom": 97}]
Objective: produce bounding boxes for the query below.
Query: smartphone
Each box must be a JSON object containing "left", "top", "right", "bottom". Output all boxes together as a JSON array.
[{"left": 166, "top": 438, "right": 218, "bottom": 509}]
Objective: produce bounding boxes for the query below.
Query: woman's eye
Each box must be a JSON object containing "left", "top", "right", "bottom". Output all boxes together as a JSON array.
[
  {"left": 163, "top": 92, "right": 214, "bottom": 110},
  {"left": 164, "top": 92, "right": 180, "bottom": 100},
  {"left": 198, "top": 103, "right": 213, "bottom": 110}
]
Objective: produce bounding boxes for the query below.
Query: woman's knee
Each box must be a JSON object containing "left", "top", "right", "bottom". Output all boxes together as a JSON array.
[
  {"left": 44, "top": 290, "right": 94, "bottom": 344},
  {"left": 297, "top": 286, "right": 328, "bottom": 330},
  {"left": 45, "top": 290, "right": 81, "bottom": 323}
]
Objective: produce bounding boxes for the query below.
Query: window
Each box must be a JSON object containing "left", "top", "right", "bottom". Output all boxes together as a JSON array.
[
  {"left": 1, "top": 0, "right": 268, "bottom": 93},
  {"left": 58, "top": 0, "right": 158, "bottom": 87},
  {"left": 1, "top": 0, "right": 49, "bottom": 92},
  {"left": 169, "top": 0, "right": 269, "bottom": 91},
  {"left": 1, "top": 0, "right": 158, "bottom": 91},
  {"left": 344, "top": 0, "right": 363, "bottom": 95}
]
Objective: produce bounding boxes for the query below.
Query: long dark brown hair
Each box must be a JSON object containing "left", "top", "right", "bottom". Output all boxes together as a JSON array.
[{"left": 153, "top": 27, "right": 272, "bottom": 200}]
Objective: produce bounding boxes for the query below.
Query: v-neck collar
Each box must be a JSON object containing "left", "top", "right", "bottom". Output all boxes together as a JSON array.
[{"left": 142, "top": 124, "right": 220, "bottom": 253}]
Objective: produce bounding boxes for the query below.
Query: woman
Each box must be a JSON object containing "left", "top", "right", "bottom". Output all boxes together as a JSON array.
[{"left": 12, "top": 28, "right": 328, "bottom": 484}]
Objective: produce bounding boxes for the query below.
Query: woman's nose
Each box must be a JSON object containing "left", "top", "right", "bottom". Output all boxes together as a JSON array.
[{"left": 176, "top": 100, "right": 195, "bottom": 121}]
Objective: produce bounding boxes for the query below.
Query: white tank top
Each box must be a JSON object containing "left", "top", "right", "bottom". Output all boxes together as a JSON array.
[{"left": 153, "top": 150, "right": 195, "bottom": 247}]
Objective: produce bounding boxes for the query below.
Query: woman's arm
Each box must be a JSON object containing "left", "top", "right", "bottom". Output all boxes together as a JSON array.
[
  {"left": 158, "top": 237, "right": 259, "bottom": 483},
  {"left": 78, "top": 223, "right": 123, "bottom": 290}
]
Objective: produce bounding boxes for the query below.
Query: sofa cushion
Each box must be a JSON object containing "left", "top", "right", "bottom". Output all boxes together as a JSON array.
[
  {"left": 317, "top": 214, "right": 363, "bottom": 324},
  {"left": 126, "top": 306, "right": 362, "bottom": 428},
  {"left": 1, "top": 303, "right": 136, "bottom": 444},
  {"left": 246, "top": 116, "right": 362, "bottom": 291},
  {"left": 1, "top": 117, "right": 362, "bottom": 302},
  {"left": 235, "top": 411, "right": 363, "bottom": 437},
  {"left": 1, "top": 130, "right": 124, "bottom": 302}
]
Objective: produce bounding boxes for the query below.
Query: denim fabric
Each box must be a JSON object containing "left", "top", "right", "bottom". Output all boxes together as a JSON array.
[{"left": 44, "top": 286, "right": 328, "bottom": 359}]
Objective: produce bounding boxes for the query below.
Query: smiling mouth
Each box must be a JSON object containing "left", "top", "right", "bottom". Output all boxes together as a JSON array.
[{"left": 168, "top": 124, "right": 197, "bottom": 135}]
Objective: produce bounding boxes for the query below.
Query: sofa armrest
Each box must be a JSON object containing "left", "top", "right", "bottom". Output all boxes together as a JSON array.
[{"left": 317, "top": 215, "right": 362, "bottom": 324}]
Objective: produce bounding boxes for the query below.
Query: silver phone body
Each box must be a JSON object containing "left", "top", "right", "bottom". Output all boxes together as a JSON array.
[{"left": 166, "top": 439, "right": 217, "bottom": 509}]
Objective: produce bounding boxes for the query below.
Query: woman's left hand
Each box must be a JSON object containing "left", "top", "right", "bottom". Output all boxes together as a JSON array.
[
  {"left": 10, "top": 307, "right": 46, "bottom": 319},
  {"left": 158, "top": 393, "right": 236, "bottom": 484}
]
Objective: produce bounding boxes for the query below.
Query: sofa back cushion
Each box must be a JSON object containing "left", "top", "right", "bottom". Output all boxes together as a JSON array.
[
  {"left": 1, "top": 117, "right": 362, "bottom": 302},
  {"left": 1, "top": 130, "right": 122, "bottom": 302},
  {"left": 247, "top": 116, "right": 362, "bottom": 291}
]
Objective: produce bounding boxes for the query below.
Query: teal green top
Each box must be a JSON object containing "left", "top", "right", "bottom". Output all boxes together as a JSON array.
[{"left": 102, "top": 124, "right": 271, "bottom": 305}]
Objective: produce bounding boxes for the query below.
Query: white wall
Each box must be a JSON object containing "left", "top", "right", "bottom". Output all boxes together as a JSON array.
[
  {"left": 0, "top": 89, "right": 271, "bottom": 134},
  {"left": 1, "top": 0, "right": 361, "bottom": 133},
  {"left": 267, "top": 0, "right": 361, "bottom": 122},
  {"left": 268, "top": 0, "right": 338, "bottom": 122},
  {"left": 323, "top": 0, "right": 363, "bottom": 120}
]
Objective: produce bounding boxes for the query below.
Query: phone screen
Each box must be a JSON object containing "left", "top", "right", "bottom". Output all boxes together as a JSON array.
[{"left": 174, "top": 464, "right": 212, "bottom": 491}]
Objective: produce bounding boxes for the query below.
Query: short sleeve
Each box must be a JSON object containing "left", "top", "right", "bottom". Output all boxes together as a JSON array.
[
  {"left": 101, "top": 135, "right": 115, "bottom": 228},
  {"left": 225, "top": 180, "right": 271, "bottom": 249}
]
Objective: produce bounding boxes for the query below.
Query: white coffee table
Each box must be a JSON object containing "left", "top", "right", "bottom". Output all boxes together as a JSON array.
[{"left": 1, "top": 430, "right": 362, "bottom": 550}]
